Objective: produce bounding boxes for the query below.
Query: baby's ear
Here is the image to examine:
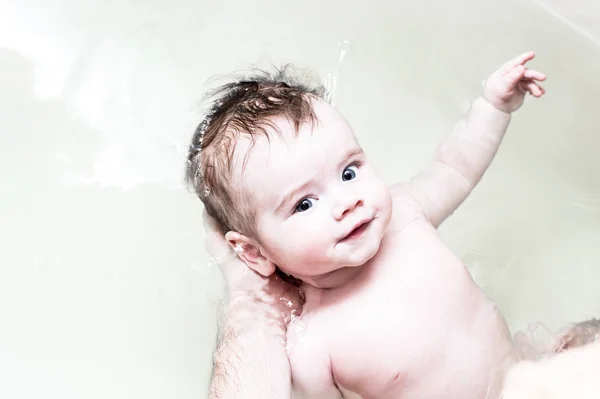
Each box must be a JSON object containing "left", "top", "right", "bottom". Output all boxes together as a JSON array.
[{"left": 224, "top": 231, "right": 276, "bottom": 277}]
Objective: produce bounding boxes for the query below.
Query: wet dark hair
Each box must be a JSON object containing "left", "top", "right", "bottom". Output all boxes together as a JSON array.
[{"left": 186, "top": 65, "right": 328, "bottom": 238}]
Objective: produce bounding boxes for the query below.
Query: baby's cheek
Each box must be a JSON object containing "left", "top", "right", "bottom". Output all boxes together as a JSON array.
[
  {"left": 270, "top": 230, "right": 326, "bottom": 266},
  {"left": 287, "top": 231, "right": 326, "bottom": 258},
  {"left": 366, "top": 180, "right": 392, "bottom": 209}
]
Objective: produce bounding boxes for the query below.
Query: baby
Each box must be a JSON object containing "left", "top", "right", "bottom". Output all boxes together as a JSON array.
[{"left": 187, "top": 52, "right": 546, "bottom": 398}]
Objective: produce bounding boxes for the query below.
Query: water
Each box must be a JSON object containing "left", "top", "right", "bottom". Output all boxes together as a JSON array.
[
  {"left": 1, "top": 0, "right": 600, "bottom": 398},
  {"left": 324, "top": 40, "right": 350, "bottom": 105}
]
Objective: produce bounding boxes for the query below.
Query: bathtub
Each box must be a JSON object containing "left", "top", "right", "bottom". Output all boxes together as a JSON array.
[{"left": 1, "top": 0, "right": 599, "bottom": 397}]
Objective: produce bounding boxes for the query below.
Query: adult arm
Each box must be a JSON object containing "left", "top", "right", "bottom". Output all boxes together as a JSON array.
[{"left": 204, "top": 211, "right": 302, "bottom": 399}]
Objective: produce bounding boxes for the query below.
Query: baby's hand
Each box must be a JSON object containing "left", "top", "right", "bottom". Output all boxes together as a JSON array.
[{"left": 483, "top": 51, "right": 546, "bottom": 114}]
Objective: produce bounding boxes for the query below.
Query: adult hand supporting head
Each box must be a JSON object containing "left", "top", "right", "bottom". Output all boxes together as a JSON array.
[
  {"left": 203, "top": 209, "right": 303, "bottom": 321},
  {"left": 204, "top": 210, "right": 303, "bottom": 399}
]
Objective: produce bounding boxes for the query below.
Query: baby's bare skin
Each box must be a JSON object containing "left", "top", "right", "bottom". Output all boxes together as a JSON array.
[
  {"left": 215, "top": 52, "right": 547, "bottom": 399},
  {"left": 287, "top": 194, "right": 515, "bottom": 399},
  {"left": 283, "top": 52, "right": 547, "bottom": 399}
]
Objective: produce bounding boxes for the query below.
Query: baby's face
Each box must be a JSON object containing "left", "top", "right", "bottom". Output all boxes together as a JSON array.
[{"left": 233, "top": 99, "right": 392, "bottom": 288}]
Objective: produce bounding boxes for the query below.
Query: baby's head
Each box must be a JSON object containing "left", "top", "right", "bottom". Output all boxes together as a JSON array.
[{"left": 187, "top": 66, "right": 392, "bottom": 288}]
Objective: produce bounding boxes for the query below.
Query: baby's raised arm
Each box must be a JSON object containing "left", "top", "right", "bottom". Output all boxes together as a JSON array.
[{"left": 397, "top": 52, "right": 546, "bottom": 228}]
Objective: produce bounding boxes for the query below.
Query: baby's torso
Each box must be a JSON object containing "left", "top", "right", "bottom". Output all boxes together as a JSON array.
[{"left": 288, "top": 220, "right": 515, "bottom": 399}]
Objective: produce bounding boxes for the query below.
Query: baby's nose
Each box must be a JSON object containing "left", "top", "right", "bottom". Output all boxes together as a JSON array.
[{"left": 333, "top": 194, "right": 363, "bottom": 220}]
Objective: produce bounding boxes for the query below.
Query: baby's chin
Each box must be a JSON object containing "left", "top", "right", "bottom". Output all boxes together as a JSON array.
[
  {"left": 297, "top": 249, "right": 381, "bottom": 289},
  {"left": 340, "top": 229, "right": 385, "bottom": 267},
  {"left": 277, "top": 232, "right": 385, "bottom": 289}
]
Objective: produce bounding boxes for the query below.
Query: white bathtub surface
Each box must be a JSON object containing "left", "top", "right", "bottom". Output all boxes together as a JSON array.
[{"left": 1, "top": 0, "right": 599, "bottom": 397}]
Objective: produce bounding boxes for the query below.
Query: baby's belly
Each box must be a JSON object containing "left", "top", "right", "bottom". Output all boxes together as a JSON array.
[
  {"left": 322, "top": 223, "right": 516, "bottom": 398},
  {"left": 329, "top": 293, "right": 515, "bottom": 399}
]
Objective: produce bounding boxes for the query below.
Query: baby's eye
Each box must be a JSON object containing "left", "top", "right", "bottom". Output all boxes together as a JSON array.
[
  {"left": 342, "top": 165, "right": 358, "bottom": 181},
  {"left": 295, "top": 198, "right": 315, "bottom": 213}
]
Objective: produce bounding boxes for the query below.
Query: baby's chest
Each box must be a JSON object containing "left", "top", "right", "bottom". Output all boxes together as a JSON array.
[
  {"left": 321, "top": 275, "right": 460, "bottom": 372},
  {"left": 312, "top": 277, "right": 505, "bottom": 399},
  {"left": 314, "top": 235, "right": 489, "bottom": 394}
]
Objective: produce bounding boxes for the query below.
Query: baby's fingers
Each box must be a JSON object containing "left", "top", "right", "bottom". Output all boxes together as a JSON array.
[
  {"left": 522, "top": 80, "right": 545, "bottom": 97},
  {"left": 524, "top": 69, "right": 546, "bottom": 82},
  {"left": 503, "top": 64, "right": 526, "bottom": 83},
  {"left": 505, "top": 51, "right": 536, "bottom": 68}
]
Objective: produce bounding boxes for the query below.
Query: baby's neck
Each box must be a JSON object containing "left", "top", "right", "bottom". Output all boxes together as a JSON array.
[
  {"left": 300, "top": 263, "right": 369, "bottom": 290},
  {"left": 298, "top": 264, "right": 373, "bottom": 312}
]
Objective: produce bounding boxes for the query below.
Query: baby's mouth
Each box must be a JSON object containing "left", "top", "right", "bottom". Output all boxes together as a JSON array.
[{"left": 339, "top": 219, "right": 372, "bottom": 242}]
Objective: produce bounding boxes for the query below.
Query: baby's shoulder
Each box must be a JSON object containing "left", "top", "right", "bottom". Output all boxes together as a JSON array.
[
  {"left": 287, "top": 288, "right": 349, "bottom": 344},
  {"left": 286, "top": 312, "right": 342, "bottom": 397},
  {"left": 388, "top": 182, "right": 430, "bottom": 234},
  {"left": 286, "top": 310, "right": 333, "bottom": 367}
]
